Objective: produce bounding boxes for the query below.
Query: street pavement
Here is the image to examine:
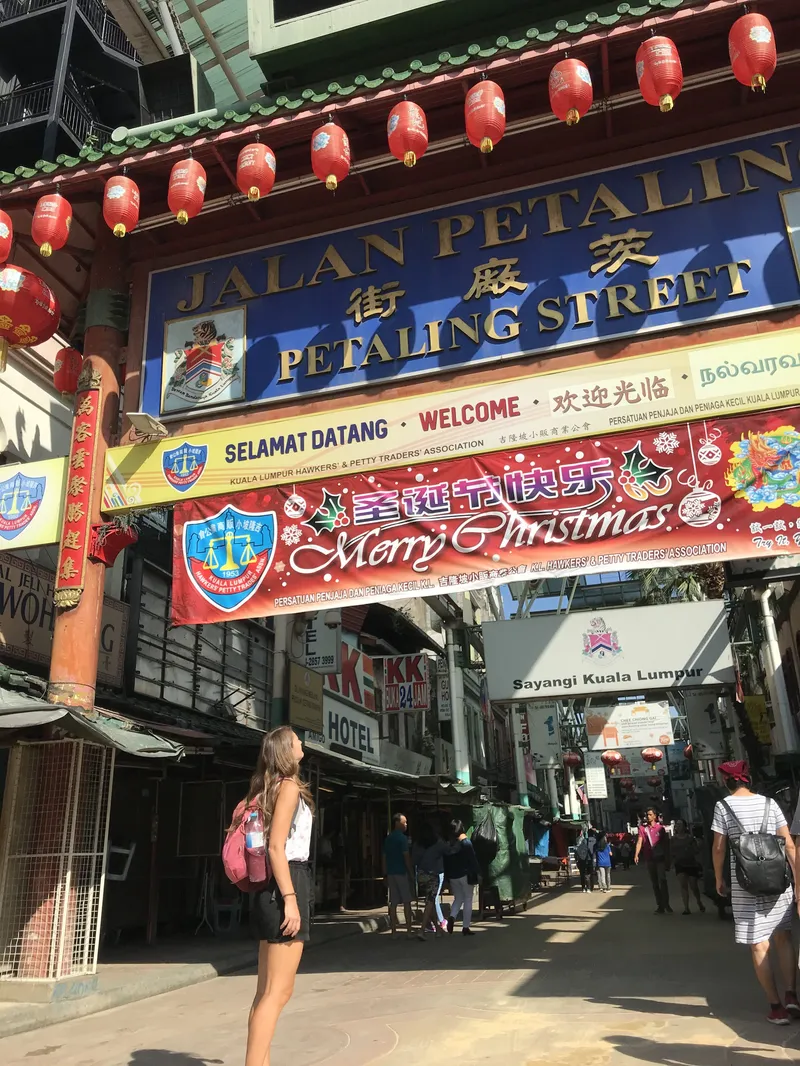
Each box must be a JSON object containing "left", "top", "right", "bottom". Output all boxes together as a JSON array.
[{"left": 3, "top": 867, "right": 800, "bottom": 1065}]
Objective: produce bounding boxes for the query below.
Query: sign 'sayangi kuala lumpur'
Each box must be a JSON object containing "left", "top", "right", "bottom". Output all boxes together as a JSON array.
[{"left": 140, "top": 125, "right": 800, "bottom": 417}]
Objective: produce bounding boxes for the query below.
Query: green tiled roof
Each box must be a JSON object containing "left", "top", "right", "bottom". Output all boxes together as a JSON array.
[{"left": 0, "top": 0, "right": 697, "bottom": 187}]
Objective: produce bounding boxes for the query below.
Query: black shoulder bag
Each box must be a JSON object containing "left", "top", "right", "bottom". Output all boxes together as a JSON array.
[{"left": 722, "top": 799, "right": 791, "bottom": 897}]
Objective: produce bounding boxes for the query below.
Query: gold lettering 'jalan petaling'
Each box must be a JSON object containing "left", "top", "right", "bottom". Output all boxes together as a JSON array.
[{"left": 172, "top": 139, "right": 793, "bottom": 313}]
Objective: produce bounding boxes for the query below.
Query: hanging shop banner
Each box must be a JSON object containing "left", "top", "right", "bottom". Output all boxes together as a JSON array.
[
  {"left": 301, "top": 613, "right": 342, "bottom": 674},
  {"left": 171, "top": 403, "right": 800, "bottom": 626},
  {"left": 585, "top": 701, "right": 674, "bottom": 751},
  {"left": 486, "top": 602, "right": 733, "bottom": 702},
  {"left": 381, "top": 654, "right": 430, "bottom": 712},
  {"left": 0, "top": 553, "right": 128, "bottom": 687},
  {"left": 138, "top": 125, "right": 800, "bottom": 419},
  {"left": 527, "top": 702, "right": 562, "bottom": 769},
  {"left": 288, "top": 660, "right": 324, "bottom": 733},
  {"left": 323, "top": 642, "right": 375, "bottom": 713},
  {"left": 614, "top": 751, "right": 666, "bottom": 778},
  {"left": 0, "top": 456, "right": 67, "bottom": 551},
  {"left": 682, "top": 689, "right": 727, "bottom": 759},
  {"left": 437, "top": 664, "right": 452, "bottom": 723},
  {"left": 743, "top": 694, "right": 772, "bottom": 744},
  {"left": 105, "top": 323, "right": 800, "bottom": 516}
]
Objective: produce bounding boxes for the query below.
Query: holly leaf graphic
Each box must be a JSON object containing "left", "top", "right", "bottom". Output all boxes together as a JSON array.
[
  {"left": 620, "top": 442, "right": 671, "bottom": 487},
  {"left": 304, "top": 488, "right": 349, "bottom": 535}
]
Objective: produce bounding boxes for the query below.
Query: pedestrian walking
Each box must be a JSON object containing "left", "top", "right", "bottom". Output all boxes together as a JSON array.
[
  {"left": 595, "top": 831, "right": 612, "bottom": 892},
  {"left": 711, "top": 761, "right": 799, "bottom": 1025},
  {"left": 672, "top": 818, "right": 705, "bottom": 915},
  {"left": 635, "top": 807, "right": 672, "bottom": 913},
  {"left": 230, "top": 726, "right": 314, "bottom": 1066},
  {"left": 382, "top": 812, "right": 415, "bottom": 938},
  {"left": 575, "top": 827, "right": 596, "bottom": 892},
  {"left": 619, "top": 837, "right": 633, "bottom": 870},
  {"left": 415, "top": 822, "right": 448, "bottom": 940},
  {"left": 444, "top": 819, "right": 480, "bottom": 936}
]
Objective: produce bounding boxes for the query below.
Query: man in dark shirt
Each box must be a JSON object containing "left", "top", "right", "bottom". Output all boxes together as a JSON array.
[{"left": 382, "top": 813, "right": 415, "bottom": 937}]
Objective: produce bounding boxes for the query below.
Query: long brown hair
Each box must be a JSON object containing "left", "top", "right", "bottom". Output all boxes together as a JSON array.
[{"left": 230, "top": 725, "right": 314, "bottom": 833}]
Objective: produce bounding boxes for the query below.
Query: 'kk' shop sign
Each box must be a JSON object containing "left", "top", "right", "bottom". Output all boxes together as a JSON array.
[{"left": 140, "top": 125, "right": 800, "bottom": 418}]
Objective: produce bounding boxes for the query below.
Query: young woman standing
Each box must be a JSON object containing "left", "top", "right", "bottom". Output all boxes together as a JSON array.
[
  {"left": 231, "top": 726, "right": 314, "bottom": 1066},
  {"left": 711, "top": 761, "right": 798, "bottom": 1025},
  {"left": 671, "top": 819, "right": 705, "bottom": 915}
]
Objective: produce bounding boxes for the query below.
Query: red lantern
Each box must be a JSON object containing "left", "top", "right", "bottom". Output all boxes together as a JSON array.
[
  {"left": 311, "top": 123, "right": 350, "bottom": 191},
  {"left": 103, "top": 176, "right": 140, "bottom": 238},
  {"left": 31, "top": 192, "right": 72, "bottom": 257},
  {"left": 549, "top": 58, "right": 594, "bottom": 126},
  {"left": 636, "top": 36, "right": 683, "bottom": 112},
  {"left": 683, "top": 743, "right": 694, "bottom": 761},
  {"left": 0, "top": 210, "right": 12, "bottom": 265},
  {"left": 236, "top": 143, "right": 276, "bottom": 202},
  {"left": 641, "top": 747, "right": 664, "bottom": 764},
  {"left": 601, "top": 750, "right": 623, "bottom": 768},
  {"left": 387, "top": 101, "right": 428, "bottom": 167},
  {"left": 465, "top": 79, "right": 506, "bottom": 153},
  {"left": 53, "top": 346, "right": 83, "bottom": 397},
  {"left": 729, "top": 13, "right": 777, "bottom": 92},
  {"left": 0, "top": 265, "right": 60, "bottom": 371},
  {"left": 646, "top": 776, "right": 662, "bottom": 788},
  {"left": 620, "top": 777, "right": 635, "bottom": 790},
  {"left": 168, "top": 158, "right": 207, "bottom": 225},
  {"left": 563, "top": 751, "right": 582, "bottom": 769}
]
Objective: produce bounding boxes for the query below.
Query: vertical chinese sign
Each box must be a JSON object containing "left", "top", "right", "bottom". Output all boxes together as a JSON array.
[{"left": 54, "top": 365, "right": 101, "bottom": 608}]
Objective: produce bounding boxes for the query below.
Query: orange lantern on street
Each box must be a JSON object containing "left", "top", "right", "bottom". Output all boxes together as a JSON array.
[
  {"left": 465, "top": 79, "right": 506, "bottom": 153},
  {"left": 103, "top": 176, "right": 140, "bottom": 238},
  {"left": 636, "top": 36, "right": 683, "bottom": 112},
  {"left": 0, "top": 210, "right": 12, "bottom": 265},
  {"left": 53, "top": 346, "right": 83, "bottom": 396},
  {"left": 168, "top": 158, "right": 207, "bottom": 224},
  {"left": 311, "top": 123, "right": 350, "bottom": 191},
  {"left": 642, "top": 747, "right": 664, "bottom": 764},
  {"left": 0, "top": 264, "right": 60, "bottom": 371},
  {"left": 729, "top": 13, "right": 777, "bottom": 91},
  {"left": 236, "top": 142, "right": 276, "bottom": 201},
  {"left": 387, "top": 101, "right": 428, "bottom": 167},
  {"left": 563, "top": 751, "right": 582, "bottom": 769},
  {"left": 549, "top": 58, "right": 594, "bottom": 126},
  {"left": 31, "top": 192, "right": 72, "bottom": 257}
]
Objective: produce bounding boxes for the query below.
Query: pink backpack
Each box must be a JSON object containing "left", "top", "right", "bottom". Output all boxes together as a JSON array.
[{"left": 222, "top": 802, "right": 270, "bottom": 892}]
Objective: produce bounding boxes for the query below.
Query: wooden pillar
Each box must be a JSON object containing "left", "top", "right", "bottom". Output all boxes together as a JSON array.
[{"left": 47, "top": 225, "right": 128, "bottom": 710}]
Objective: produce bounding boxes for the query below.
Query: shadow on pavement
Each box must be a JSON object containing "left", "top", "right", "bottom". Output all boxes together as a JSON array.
[
  {"left": 127, "top": 1054, "right": 223, "bottom": 1065},
  {"left": 607, "top": 1034, "right": 788, "bottom": 1065}
]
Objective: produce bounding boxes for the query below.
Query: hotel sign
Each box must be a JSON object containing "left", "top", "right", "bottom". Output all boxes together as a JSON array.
[{"left": 138, "top": 125, "right": 800, "bottom": 418}]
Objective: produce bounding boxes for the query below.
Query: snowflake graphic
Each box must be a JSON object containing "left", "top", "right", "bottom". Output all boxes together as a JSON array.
[
  {"left": 275, "top": 560, "right": 286, "bottom": 573},
  {"left": 280, "top": 524, "right": 302, "bottom": 546},
  {"left": 681, "top": 495, "right": 706, "bottom": 519},
  {"left": 653, "top": 431, "right": 680, "bottom": 455}
]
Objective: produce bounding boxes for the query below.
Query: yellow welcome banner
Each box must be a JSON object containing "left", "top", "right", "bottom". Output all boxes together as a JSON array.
[
  {"left": 103, "top": 326, "right": 800, "bottom": 514},
  {"left": 0, "top": 456, "right": 67, "bottom": 550}
]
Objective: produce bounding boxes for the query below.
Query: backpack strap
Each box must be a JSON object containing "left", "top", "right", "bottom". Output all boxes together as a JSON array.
[
  {"left": 720, "top": 799, "right": 747, "bottom": 837},
  {"left": 760, "top": 798, "right": 773, "bottom": 835}
]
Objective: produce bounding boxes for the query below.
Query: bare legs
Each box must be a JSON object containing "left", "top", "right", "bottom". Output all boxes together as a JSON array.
[
  {"left": 246, "top": 940, "right": 304, "bottom": 1066},
  {"left": 389, "top": 902, "right": 414, "bottom": 936},
  {"left": 750, "top": 930, "right": 797, "bottom": 1006},
  {"left": 678, "top": 872, "right": 705, "bottom": 913},
  {"left": 417, "top": 898, "right": 443, "bottom": 939}
]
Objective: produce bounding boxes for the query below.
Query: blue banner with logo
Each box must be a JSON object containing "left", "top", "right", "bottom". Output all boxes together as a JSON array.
[{"left": 140, "top": 125, "right": 800, "bottom": 418}]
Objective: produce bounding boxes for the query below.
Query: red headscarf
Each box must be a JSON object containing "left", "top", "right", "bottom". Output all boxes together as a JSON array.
[{"left": 718, "top": 760, "right": 750, "bottom": 782}]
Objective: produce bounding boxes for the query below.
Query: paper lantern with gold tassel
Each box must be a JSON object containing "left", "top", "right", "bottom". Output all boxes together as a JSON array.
[
  {"left": 636, "top": 36, "right": 683, "bottom": 112},
  {"left": 311, "top": 123, "right": 350, "bottom": 191},
  {"left": 465, "top": 79, "right": 506, "bottom": 153},
  {"left": 103, "top": 176, "right": 140, "bottom": 238},
  {"left": 549, "top": 58, "right": 594, "bottom": 126},
  {"left": 0, "top": 265, "right": 60, "bottom": 372},
  {"left": 168, "top": 158, "right": 207, "bottom": 224},
  {"left": 729, "top": 13, "right": 777, "bottom": 91},
  {"left": 31, "top": 192, "right": 72, "bottom": 257},
  {"left": 0, "top": 210, "right": 12, "bottom": 265},
  {"left": 387, "top": 101, "right": 428, "bottom": 167},
  {"left": 53, "top": 346, "right": 83, "bottom": 397},
  {"left": 236, "top": 142, "right": 276, "bottom": 201}
]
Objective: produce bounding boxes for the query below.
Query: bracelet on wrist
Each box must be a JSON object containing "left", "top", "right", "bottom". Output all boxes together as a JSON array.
[{"left": 283, "top": 891, "right": 297, "bottom": 898}]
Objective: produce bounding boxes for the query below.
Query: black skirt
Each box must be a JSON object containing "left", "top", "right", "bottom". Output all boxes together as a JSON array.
[{"left": 251, "top": 862, "right": 312, "bottom": 944}]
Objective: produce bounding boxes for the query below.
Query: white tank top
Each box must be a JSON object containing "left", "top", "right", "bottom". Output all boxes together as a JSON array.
[{"left": 285, "top": 797, "right": 313, "bottom": 862}]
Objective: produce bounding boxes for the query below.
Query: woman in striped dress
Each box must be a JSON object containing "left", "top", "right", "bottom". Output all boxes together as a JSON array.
[{"left": 711, "top": 761, "right": 798, "bottom": 1025}]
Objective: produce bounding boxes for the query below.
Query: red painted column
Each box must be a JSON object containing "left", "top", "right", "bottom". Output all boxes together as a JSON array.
[{"left": 47, "top": 224, "right": 128, "bottom": 710}]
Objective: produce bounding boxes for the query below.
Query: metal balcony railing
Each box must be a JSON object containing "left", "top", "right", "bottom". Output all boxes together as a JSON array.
[
  {"left": 0, "top": 78, "right": 113, "bottom": 147},
  {"left": 0, "top": 0, "right": 138, "bottom": 61},
  {"left": 0, "top": 80, "right": 52, "bottom": 128}
]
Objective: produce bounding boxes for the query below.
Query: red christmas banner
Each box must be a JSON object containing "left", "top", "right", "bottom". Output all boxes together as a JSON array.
[{"left": 172, "top": 405, "right": 800, "bottom": 625}]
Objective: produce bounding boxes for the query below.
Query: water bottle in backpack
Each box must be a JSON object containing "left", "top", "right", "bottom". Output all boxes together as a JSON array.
[{"left": 245, "top": 809, "right": 268, "bottom": 883}]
